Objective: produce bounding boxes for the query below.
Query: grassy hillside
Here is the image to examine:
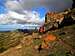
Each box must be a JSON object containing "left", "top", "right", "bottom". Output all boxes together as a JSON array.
[{"left": 0, "top": 30, "right": 23, "bottom": 53}]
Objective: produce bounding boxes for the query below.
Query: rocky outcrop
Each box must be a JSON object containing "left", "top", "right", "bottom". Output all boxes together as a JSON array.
[{"left": 45, "top": 8, "right": 75, "bottom": 29}]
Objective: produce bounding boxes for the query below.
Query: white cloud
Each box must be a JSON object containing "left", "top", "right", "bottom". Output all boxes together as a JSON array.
[
  {"left": 8, "top": 10, "right": 44, "bottom": 23},
  {"left": 0, "top": 14, "right": 11, "bottom": 24},
  {"left": 0, "top": 10, "right": 45, "bottom": 24},
  {"left": 5, "top": 0, "right": 23, "bottom": 11},
  {"left": 8, "top": 11, "right": 27, "bottom": 21}
]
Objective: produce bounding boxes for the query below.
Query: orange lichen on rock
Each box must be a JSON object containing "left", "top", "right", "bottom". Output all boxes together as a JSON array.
[
  {"left": 41, "top": 34, "right": 56, "bottom": 49},
  {"left": 44, "top": 34, "right": 57, "bottom": 42},
  {"left": 46, "top": 12, "right": 64, "bottom": 23}
]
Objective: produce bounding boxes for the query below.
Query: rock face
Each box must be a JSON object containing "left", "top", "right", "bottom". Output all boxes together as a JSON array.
[
  {"left": 45, "top": 8, "right": 75, "bottom": 29},
  {"left": 45, "top": 12, "right": 64, "bottom": 28},
  {"left": 45, "top": 12, "right": 64, "bottom": 24}
]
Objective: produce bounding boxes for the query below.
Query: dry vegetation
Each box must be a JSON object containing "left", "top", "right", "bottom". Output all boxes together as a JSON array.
[{"left": 0, "top": 24, "right": 75, "bottom": 56}]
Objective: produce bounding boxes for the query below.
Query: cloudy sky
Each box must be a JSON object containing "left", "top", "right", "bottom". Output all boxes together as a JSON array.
[
  {"left": 0, "top": 0, "right": 73, "bottom": 16},
  {"left": 5, "top": 0, "right": 73, "bottom": 17},
  {"left": 0, "top": 0, "right": 73, "bottom": 31}
]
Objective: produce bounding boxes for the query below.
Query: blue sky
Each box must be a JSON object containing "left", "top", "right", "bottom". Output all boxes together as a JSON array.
[
  {"left": 0, "top": 5, "right": 7, "bottom": 14},
  {"left": 32, "top": 7, "right": 47, "bottom": 18},
  {"left": 0, "top": 0, "right": 6, "bottom": 14}
]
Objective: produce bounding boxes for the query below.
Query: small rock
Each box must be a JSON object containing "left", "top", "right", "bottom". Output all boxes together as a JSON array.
[
  {"left": 15, "top": 44, "right": 22, "bottom": 49},
  {"left": 34, "top": 45, "right": 39, "bottom": 50},
  {"left": 66, "top": 36, "right": 71, "bottom": 39}
]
